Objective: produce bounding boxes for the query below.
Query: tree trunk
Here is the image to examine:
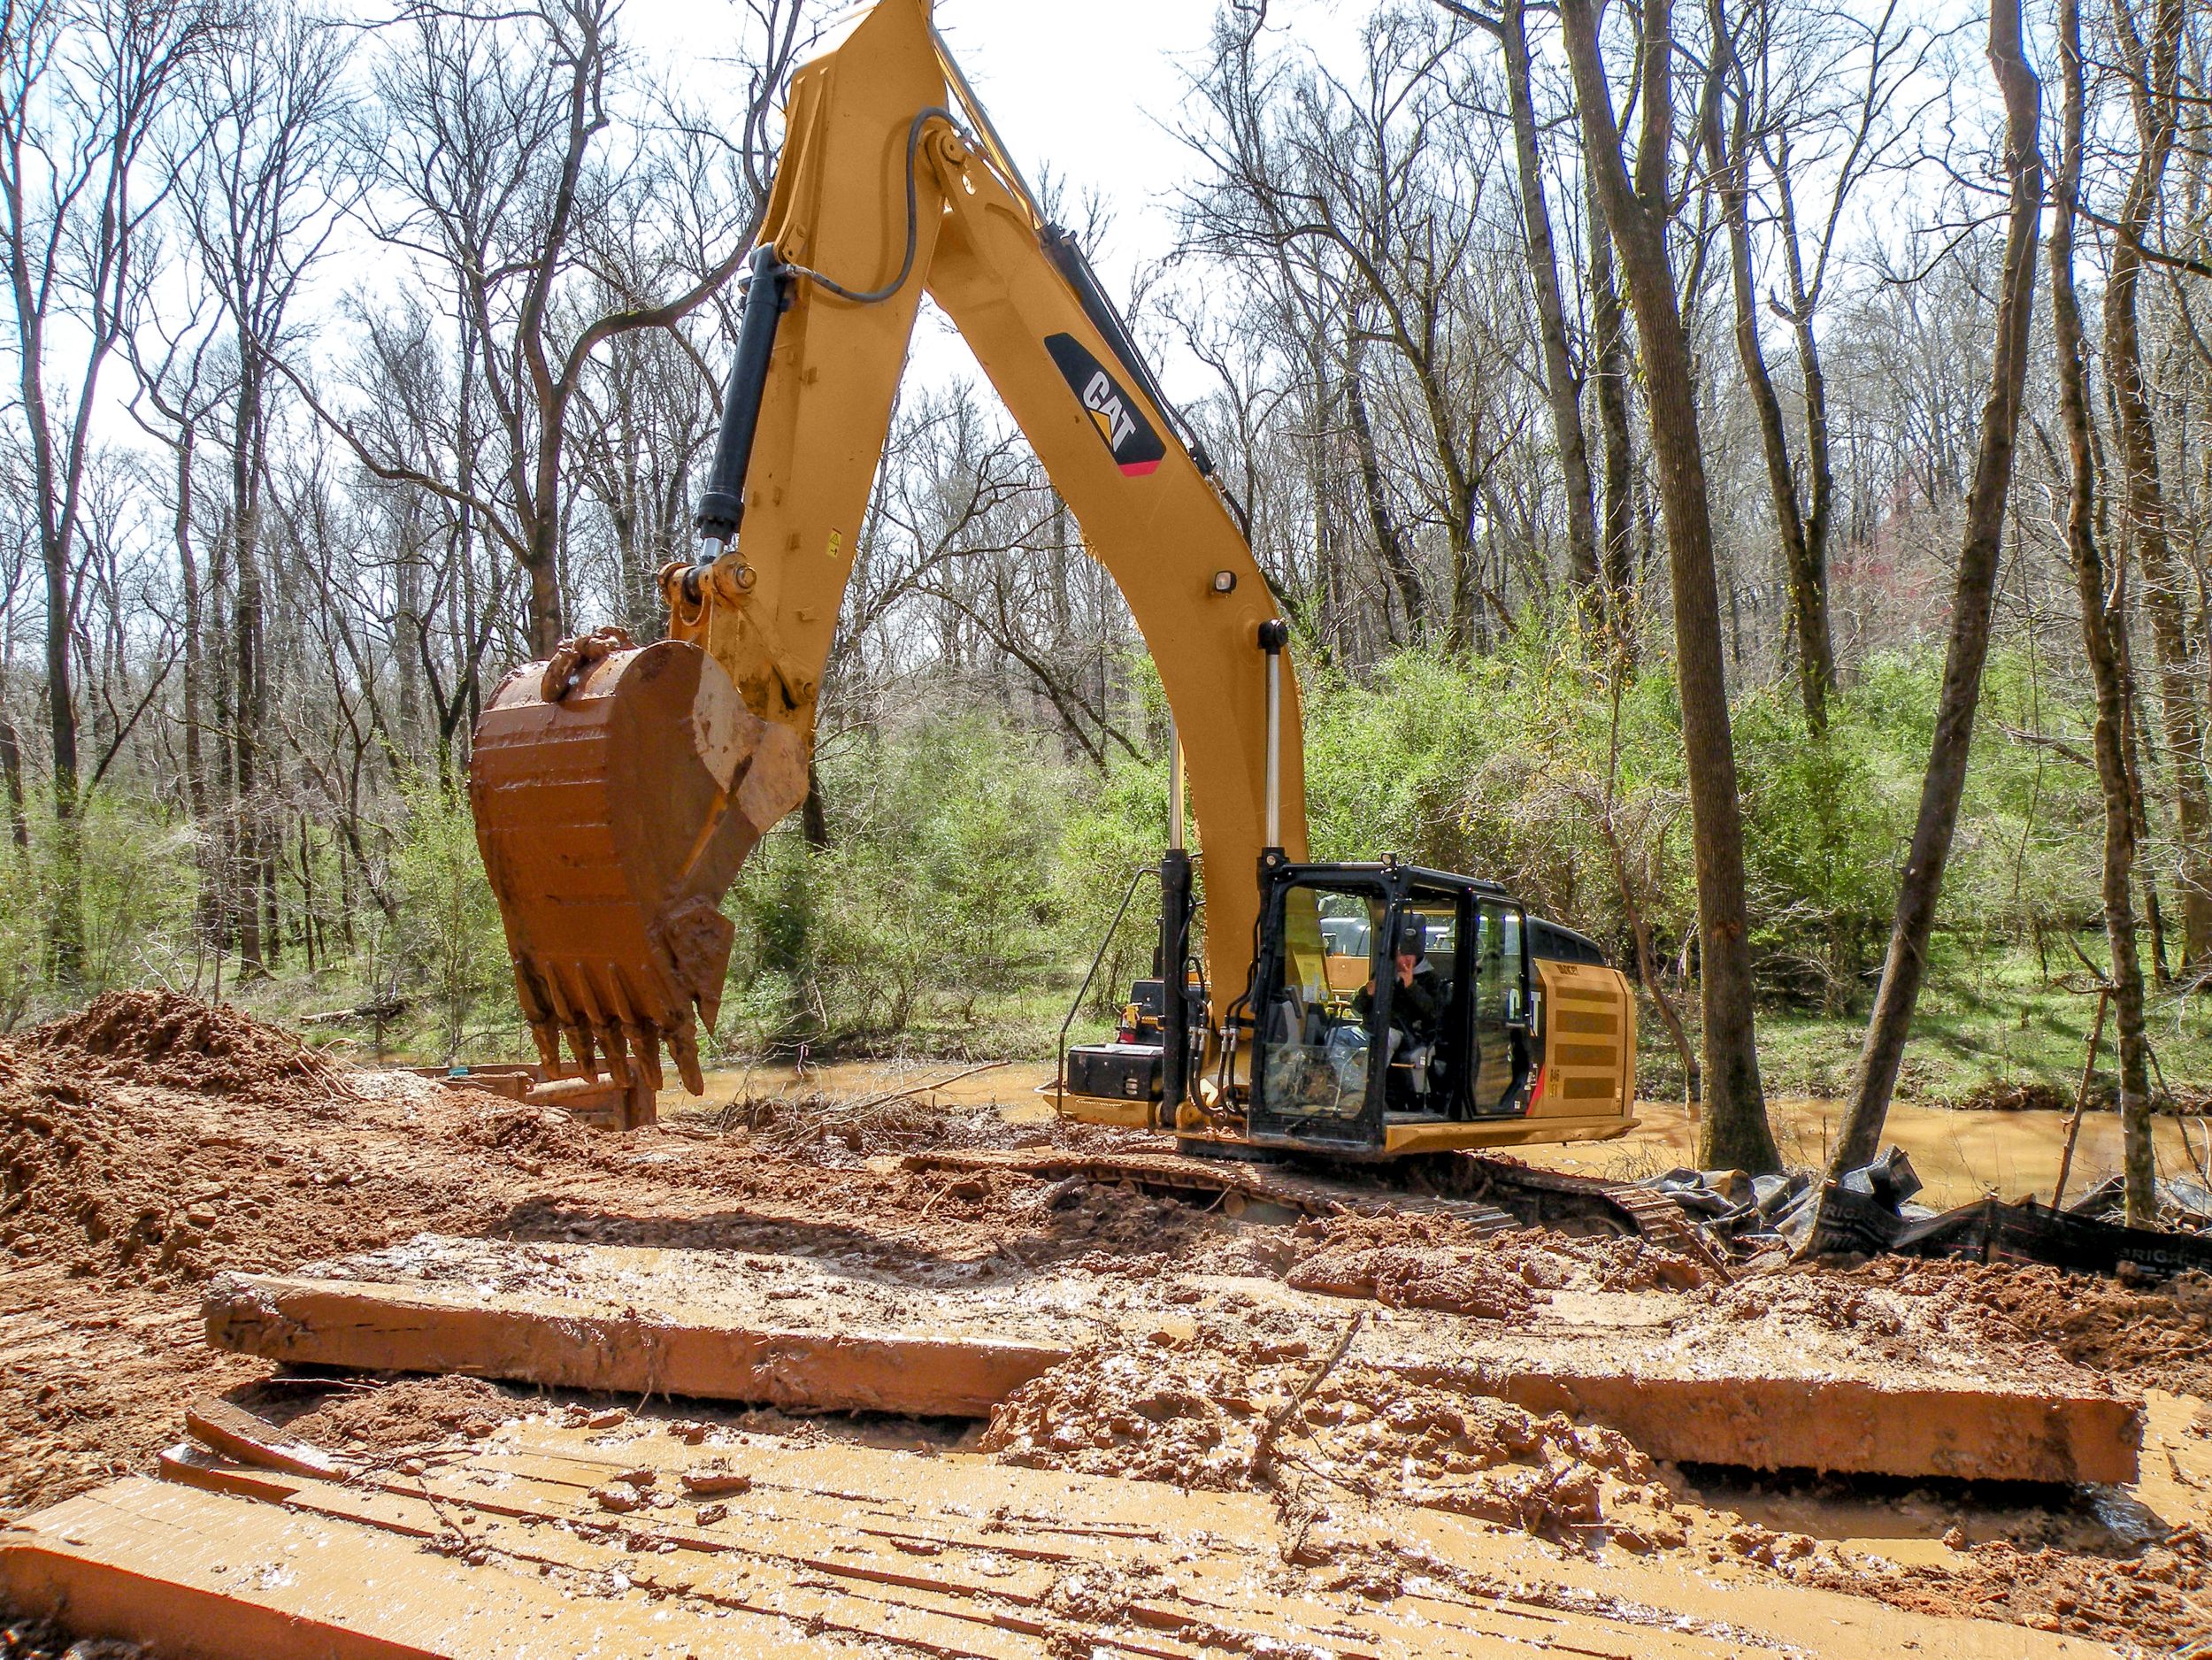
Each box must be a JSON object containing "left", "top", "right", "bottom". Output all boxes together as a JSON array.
[
  {"left": 1828, "top": 0, "right": 2042, "bottom": 1175},
  {"left": 232, "top": 353, "right": 267, "bottom": 980},
  {"left": 1589, "top": 216, "right": 1638, "bottom": 657},
  {"left": 1499, "top": 0, "right": 1601, "bottom": 611},
  {"left": 523, "top": 524, "right": 565, "bottom": 658},
  {"left": 802, "top": 762, "right": 830, "bottom": 849},
  {"left": 42, "top": 515, "right": 82, "bottom": 986},
  {"left": 2123, "top": 630, "right": 2173, "bottom": 986},
  {"left": 0, "top": 722, "right": 27, "bottom": 852},
  {"left": 2103, "top": 0, "right": 2212, "bottom": 977},
  {"left": 1345, "top": 334, "right": 1425, "bottom": 633},
  {"left": 2053, "top": 0, "right": 2155, "bottom": 1226},
  {"left": 1559, "top": 0, "right": 1775, "bottom": 1173}
]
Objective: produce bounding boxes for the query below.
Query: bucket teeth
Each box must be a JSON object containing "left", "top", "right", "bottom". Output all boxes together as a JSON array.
[
  {"left": 626, "top": 1025, "right": 664, "bottom": 1092},
  {"left": 669, "top": 1021, "right": 705, "bottom": 1095},
  {"left": 595, "top": 1022, "right": 632, "bottom": 1087},
  {"left": 568, "top": 1027, "right": 595, "bottom": 1078}
]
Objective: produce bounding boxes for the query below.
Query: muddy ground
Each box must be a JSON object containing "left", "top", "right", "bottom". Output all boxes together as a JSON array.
[{"left": 4, "top": 991, "right": 2210, "bottom": 1656}]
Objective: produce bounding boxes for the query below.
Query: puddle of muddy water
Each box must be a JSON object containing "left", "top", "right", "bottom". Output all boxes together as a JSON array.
[
  {"left": 665, "top": 1060, "right": 1060, "bottom": 1118},
  {"left": 1525, "top": 1096, "right": 2211, "bottom": 1208}
]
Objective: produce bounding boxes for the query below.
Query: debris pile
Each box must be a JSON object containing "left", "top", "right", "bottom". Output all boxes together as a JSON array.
[
  {"left": 1271, "top": 1210, "right": 1712, "bottom": 1302},
  {"left": 1636, "top": 1163, "right": 1822, "bottom": 1250},
  {"left": 20, "top": 989, "right": 356, "bottom": 1107},
  {"left": 1637, "top": 1144, "right": 2212, "bottom": 1281},
  {"left": 0, "top": 1045, "right": 485, "bottom": 1290},
  {"left": 982, "top": 1341, "right": 1689, "bottom": 1549},
  {"left": 744, "top": 1093, "right": 1032, "bottom": 1161},
  {"left": 270, "top": 1376, "right": 513, "bottom": 1456}
]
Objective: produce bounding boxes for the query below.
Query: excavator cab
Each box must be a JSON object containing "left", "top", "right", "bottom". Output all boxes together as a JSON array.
[{"left": 1241, "top": 862, "right": 1534, "bottom": 1155}]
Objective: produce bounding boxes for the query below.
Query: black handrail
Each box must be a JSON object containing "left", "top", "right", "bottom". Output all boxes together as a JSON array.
[{"left": 1054, "top": 861, "right": 1158, "bottom": 1119}]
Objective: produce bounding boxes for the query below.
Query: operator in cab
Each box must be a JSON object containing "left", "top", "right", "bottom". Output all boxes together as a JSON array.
[{"left": 1355, "top": 918, "right": 1447, "bottom": 1111}]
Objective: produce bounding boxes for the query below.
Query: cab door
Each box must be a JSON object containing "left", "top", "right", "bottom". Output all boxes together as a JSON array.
[{"left": 1469, "top": 898, "right": 1534, "bottom": 1113}]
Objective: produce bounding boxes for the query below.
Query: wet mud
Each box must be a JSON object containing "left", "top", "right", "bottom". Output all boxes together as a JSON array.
[{"left": 2, "top": 995, "right": 2208, "bottom": 1654}]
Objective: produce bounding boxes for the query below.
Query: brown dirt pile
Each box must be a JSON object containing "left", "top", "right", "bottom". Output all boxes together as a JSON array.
[
  {"left": 1271, "top": 1212, "right": 1709, "bottom": 1312},
  {"left": 1816, "top": 1523, "right": 2212, "bottom": 1653},
  {"left": 20, "top": 990, "right": 355, "bottom": 1107},
  {"left": 741, "top": 1094, "right": 1038, "bottom": 1162},
  {"left": 1286, "top": 1241, "right": 1544, "bottom": 1318},
  {"left": 272, "top": 1376, "right": 515, "bottom": 1456},
  {"left": 1709, "top": 1264, "right": 2011, "bottom": 1372},
  {"left": 1853, "top": 1256, "right": 2212, "bottom": 1395},
  {"left": 0, "top": 1022, "right": 1220, "bottom": 1520},
  {"left": 0, "top": 1051, "right": 484, "bottom": 1290},
  {"left": 455, "top": 1102, "right": 593, "bottom": 1161}
]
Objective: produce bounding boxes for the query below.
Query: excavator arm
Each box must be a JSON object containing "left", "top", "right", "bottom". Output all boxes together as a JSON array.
[{"left": 469, "top": 0, "right": 1304, "bottom": 1097}]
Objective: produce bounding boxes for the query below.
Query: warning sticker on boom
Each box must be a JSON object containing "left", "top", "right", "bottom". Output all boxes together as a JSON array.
[{"left": 1045, "top": 334, "right": 1166, "bottom": 478}]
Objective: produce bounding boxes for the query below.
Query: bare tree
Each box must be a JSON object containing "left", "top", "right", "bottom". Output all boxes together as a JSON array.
[
  {"left": 1435, "top": 0, "right": 1602, "bottom": 613},
  {"left": 184, "top": 1, "right": 351, "bottom": 975},
  {"left": 1701, "top": 0, "right": 1913, "bottom": 734},
  {"left": 2102, "top": 0, "right": 2212, "bottom": 978},
  {"left": 284, "top": 0, "right": 808, "bottom": 656},
  {"left": 2051, "top": 0, "right": 2155, "bottom": 1224},
  {"left": 0, "top": 0, "right": 219, "bottom": 979},
  {"left": 1829, "top": 0, "right": 2043, "bottom": 1175},
  {"left": 1558, "top": 0, "right": 1776, "bottom": 1171}
]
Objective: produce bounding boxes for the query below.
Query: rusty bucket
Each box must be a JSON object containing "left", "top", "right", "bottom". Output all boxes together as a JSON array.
[{"left": 469, "top": 629, "right": 807, "bottom": 1095}]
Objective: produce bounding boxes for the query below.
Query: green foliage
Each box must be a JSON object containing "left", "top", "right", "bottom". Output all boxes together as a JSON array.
[
  {"left": 724, "top": 706, "right": 1072, "bottom": 1053},
  {"left": 0, "top": 790, "right": 199, "bottom": 1021},
  {"left": 0, "top": 623, "right": 2135, "bottom": 1108},
  {"left": 390, "top": 771, "right": 511, "bottom": 1061},
  {"left": 1056, "top": 749, "right": 1174, "bottom": 1022},
  {"left": 1299, "top": 631, "right": 1694, "bottom": 963},
  {"left": 77, "top": 796, "right": 200, "bottom": 995},
  {"left": 1294, "top": 630, "right": 2103, "bottom": 1015}
]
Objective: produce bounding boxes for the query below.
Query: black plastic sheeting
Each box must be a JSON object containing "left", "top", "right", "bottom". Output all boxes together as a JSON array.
[{"left": 1794, "top": 1179, "right": 2212, "bottom": 1276}]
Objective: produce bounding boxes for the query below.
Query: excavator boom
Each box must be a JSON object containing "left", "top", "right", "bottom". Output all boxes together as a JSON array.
[
  {"left": 470, "top": 0, "right": 1637, "bottom": 1159},
  {"left": 472, "top": 0, "right": 1299, "bottom": 1097}
]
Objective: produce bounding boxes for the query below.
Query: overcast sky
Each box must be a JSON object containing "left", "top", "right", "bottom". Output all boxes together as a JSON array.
[{"left": 721, "top": 0, "right": 1332, "bottom": 403}]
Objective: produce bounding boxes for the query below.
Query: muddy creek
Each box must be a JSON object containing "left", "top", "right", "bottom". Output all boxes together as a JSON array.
[{"left": 1532, "top": 1095, "right": 2208, "bottom": 1207}]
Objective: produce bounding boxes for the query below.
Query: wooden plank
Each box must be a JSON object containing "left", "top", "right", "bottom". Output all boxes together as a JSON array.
[
  {"left": 0, "top": 1417, "right": 2115, "bottom": 1660},
  {"left": 204, "top": 1265, "right": 1072, "bottom": 1418},
  {"left": 206, "top": 1231, "right": 2141, "bottom": 1483}
]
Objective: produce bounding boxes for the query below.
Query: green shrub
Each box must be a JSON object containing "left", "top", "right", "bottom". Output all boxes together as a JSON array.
[{"left": 391, "top": 771, "right": 511, "bottom": 1062}]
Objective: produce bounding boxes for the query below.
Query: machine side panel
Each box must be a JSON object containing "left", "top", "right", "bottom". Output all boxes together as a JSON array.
[{"left": 1532, "top": 958, "right": 1637, "bottom": 1126}]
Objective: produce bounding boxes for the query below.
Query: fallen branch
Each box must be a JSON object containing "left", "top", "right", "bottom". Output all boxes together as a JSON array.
[
  {"left": 1251, "top": 1310, "right": 1365, "bottom": 1486},
  {"left": 844, "top": 1058, "right": 1012, "bottom": 1115}
]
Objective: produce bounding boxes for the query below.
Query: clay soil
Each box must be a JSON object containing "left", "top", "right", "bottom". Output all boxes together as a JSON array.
[{"left": 4, "top": 994, "right": 2211, "bottom": 1656}]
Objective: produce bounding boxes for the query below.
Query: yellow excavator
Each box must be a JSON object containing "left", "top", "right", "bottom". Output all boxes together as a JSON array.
[{"left": 468, "top": 0, "right": 1636, "bottom": 1160}]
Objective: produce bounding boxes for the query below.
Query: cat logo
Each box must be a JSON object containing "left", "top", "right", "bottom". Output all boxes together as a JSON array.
[{"left": 1045, "top": 333, "right": 1166, "bottom": 477}]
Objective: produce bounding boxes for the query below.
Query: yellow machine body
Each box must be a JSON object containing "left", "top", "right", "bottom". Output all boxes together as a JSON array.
[{"left": 468, "top": 0, "right": 1638, "bottom": 1156}]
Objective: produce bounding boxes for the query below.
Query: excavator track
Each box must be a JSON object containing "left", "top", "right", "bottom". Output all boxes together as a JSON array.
[
  {"left": 902, "top": 1147, "right": 1518, "bottom": 1230},
  {"left": 1420, "top": 1154, "right": 1728, "bottom": 1268},
  {"left": 903, "top": 1145, "right": 1717, "bottom": 1265}
]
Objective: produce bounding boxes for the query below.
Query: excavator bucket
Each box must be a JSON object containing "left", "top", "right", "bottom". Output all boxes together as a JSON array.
[{"left": 468, "top": 627, "right": 809, "bottom": 1095}]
